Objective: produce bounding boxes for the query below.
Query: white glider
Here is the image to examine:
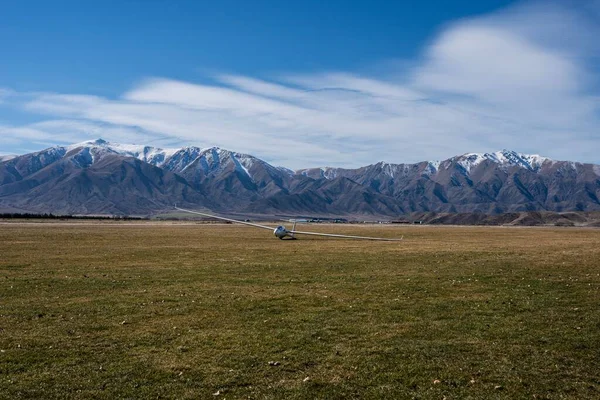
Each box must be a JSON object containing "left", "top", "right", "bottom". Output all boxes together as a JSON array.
[{"left": 175, "top": 207, "right": 403, "bottom": 241}]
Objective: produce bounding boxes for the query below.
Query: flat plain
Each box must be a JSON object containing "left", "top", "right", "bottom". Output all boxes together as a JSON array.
[{"left": 0, "top": 221, "right": 599, "bottom": 399}]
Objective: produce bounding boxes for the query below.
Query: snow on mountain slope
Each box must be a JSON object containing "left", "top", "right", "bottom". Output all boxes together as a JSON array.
[
  {"left": 230, "top": 151, "right": 254, "bottom": 180},
  {"left": 295, "top": 150, "right": 558, "bottom": 181},
  {"left": 455, "top": 150, "right": 551, "bottom": 173},
  {"left": 427, "top": 161, "right": 441, "bottom": 174},
  {"left": 377, "top": 162, "right": 433, "bottom": 178},
  {"left": 298, "top": 167, "right": 341, "bottom": 179},
  {"left": 0, "top": 146, "right": 69, "bottom": 179},
  {"left": 68, "top": 138, "right": 179, "bottom": 167},
  {"left": 6, "top": 139, "right": 592, "bottom": 181},
  {"left": 4, "top": 138, "right": 271, "bottom": 183},
  {"left": 0, "top": 155, "right": 17, "bottom": 162},
  {"left": 163, "top": 146, "right": 258, "bottom": 181},
  {"left": 162, "top": 146, "right": 205, "bottom": 172}
]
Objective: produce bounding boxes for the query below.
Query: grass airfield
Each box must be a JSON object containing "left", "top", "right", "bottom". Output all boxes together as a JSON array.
[{"left": 1, "top": 222, "right": 599, "bottom": 399}]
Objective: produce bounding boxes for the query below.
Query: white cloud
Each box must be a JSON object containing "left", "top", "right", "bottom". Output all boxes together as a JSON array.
[
  {"left": 412, "top": 2, "right": 599, "bottom": 133},
  {"left": 416, "top": 27, "right": 579, "bottom": 96},
  {"left": 1, "top": 1, "right": 599, "bottom": 168}
]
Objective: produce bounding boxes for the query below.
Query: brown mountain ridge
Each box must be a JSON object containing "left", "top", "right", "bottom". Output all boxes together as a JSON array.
[{"left": 1, "top": 140, "right": 599, "bottom": 217}]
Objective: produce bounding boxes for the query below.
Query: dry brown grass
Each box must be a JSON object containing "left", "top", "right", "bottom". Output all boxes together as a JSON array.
[{"left": 1, "top": 222, "right": 599, "bottom": 399}]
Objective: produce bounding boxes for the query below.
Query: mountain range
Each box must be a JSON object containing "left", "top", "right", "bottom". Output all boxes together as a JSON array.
[{"left": 1, "top": 139, "right": 599, "bottom": 217}]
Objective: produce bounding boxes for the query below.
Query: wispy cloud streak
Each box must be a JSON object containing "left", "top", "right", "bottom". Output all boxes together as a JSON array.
[{"left": 1, "top": 1, "right": 599, "bottom": 168}]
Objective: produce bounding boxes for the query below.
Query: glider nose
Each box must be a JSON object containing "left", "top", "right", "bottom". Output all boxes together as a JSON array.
[{"left": 273, "top": 226, "right": 288, "bottom": 239}]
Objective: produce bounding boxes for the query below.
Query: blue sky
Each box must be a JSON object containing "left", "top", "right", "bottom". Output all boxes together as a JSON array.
[{"left": 1, "top": 0, "right": 599, "bottom": 168}]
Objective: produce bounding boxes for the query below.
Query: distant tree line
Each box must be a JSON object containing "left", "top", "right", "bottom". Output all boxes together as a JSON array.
[{"left": 0, "top": 213, "right": 144, "bottom": 220}]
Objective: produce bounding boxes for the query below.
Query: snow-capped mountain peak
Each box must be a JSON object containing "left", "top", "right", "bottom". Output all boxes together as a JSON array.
[
  {"left": 5, "top": 140, "right": 580, "bottom": 183},
  {"left": 456, "top": 150, "right": 551, "bottom": 173},
  {"left": 298, "top": 166, "right": 340, "bottom": 179},
  {"left": 67, "top": 138, "right": 179, "bottom": 167},
  {"left": 14, "top": 139, "right": 266, "bottom": 182},
  {"left": 427, "top": 160, "right": 441, "bottom": 174},
  {"left": 161, "top": 145, "right": 264, "bottom": 181},
  {"left": 162, "top": 146, "right": 204, "bottom": 172}
]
